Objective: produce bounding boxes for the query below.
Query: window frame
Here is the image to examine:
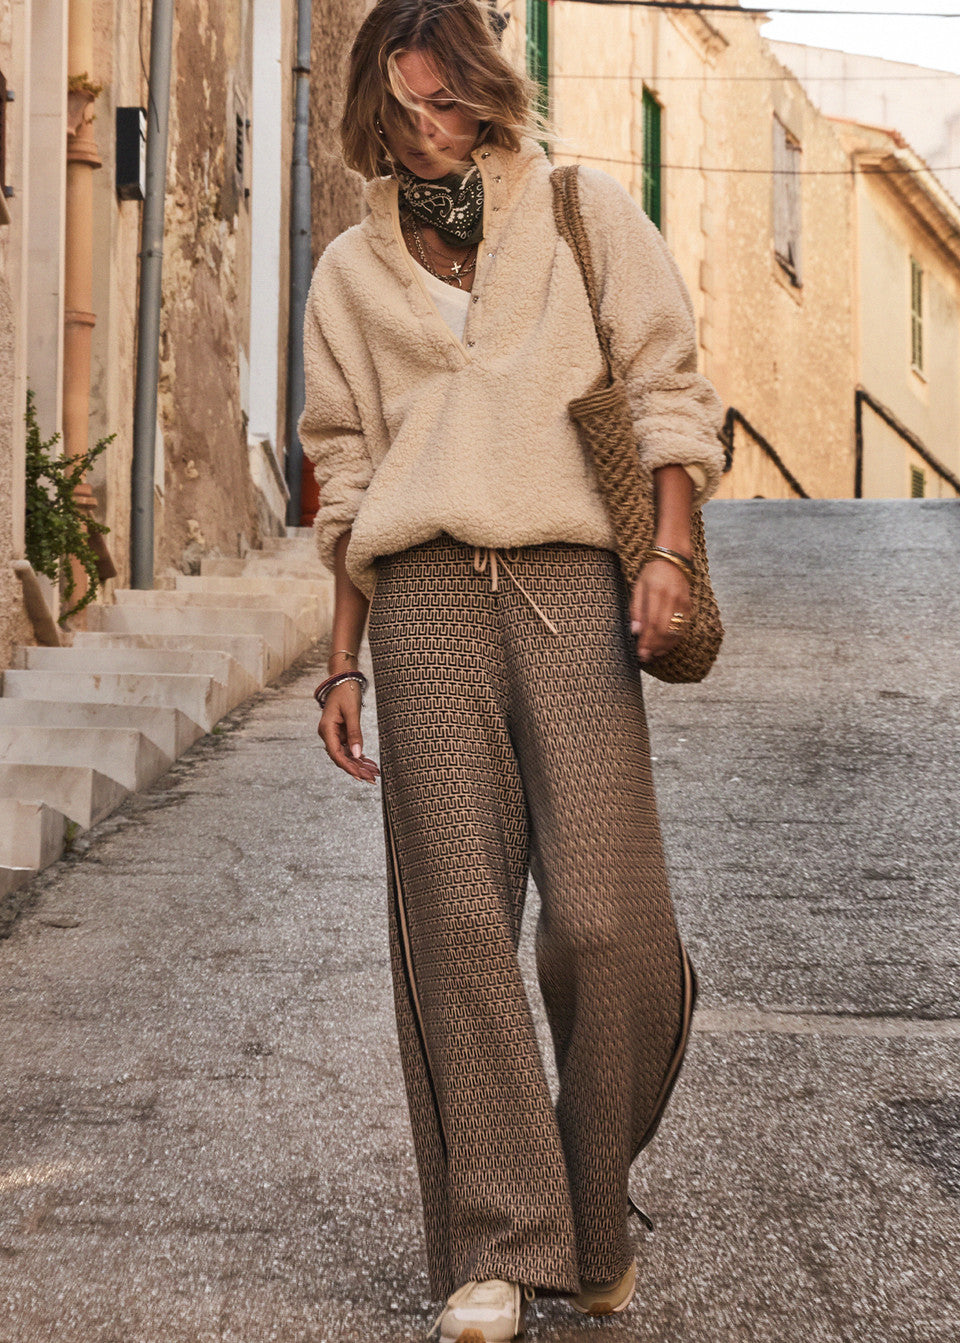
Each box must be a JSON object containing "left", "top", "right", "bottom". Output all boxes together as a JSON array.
[
  {"left": 526, "top": 0, "right": 549, "bottom": 126},
  {"left": 910, "top": 256, "right": 924, "bottom": 376},
  {"left": 642, "top": 87, "right": 662, "bottom": 231},
  {"left": 773, "top": 116, "right": 802, "bottom": 288}
]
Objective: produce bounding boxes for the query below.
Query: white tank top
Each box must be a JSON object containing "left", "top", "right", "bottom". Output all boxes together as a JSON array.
[{"left": 412, "top": 258, "right": 472, "bottom": 342}]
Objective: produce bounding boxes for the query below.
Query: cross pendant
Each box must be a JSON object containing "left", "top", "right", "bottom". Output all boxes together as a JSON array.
[{"left": 450, "top": 260, "right": 463, "bottom": 276}]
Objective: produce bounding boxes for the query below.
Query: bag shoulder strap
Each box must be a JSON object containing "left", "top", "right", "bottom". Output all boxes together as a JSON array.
[{"left": 549, "top": 164, "right": 614, "bottom": 380}]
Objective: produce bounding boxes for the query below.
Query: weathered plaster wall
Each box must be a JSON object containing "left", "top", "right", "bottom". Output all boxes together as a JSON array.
[
  {"left": 0, "top": 266, "right": 31, "bottom": 667},
  {"left": 549, "top": 1, "right": 720, "bottom": 354},
  {"left": 711, "top": 21, "right": 856, "bottom": 500},
  {"left": 0, "top": 2, "right": 38, "bottom": 666},
  {"left": 509, "top": 4, "right": 858, "bottom": 501},
  {"left": 87, "top": 0, "right": 148, "bottom": 595},
  {"left": 855, "top": 173, "right": 960, "bottom": 496},
  {"left": 156, "top": 0, "right": 259, "bottom": 575},
  {"left": 309, "top": 0, "right": 369, "bottom": 263}
]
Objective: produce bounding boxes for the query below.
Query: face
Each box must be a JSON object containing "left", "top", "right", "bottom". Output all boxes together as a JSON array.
[{"left": 383, "top": 48, "right": 482, "bottom": 179}]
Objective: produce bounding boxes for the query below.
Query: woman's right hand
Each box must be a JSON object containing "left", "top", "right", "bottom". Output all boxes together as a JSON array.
[{"left": 318, "top": 681, "right": 381, "bottom": 784}]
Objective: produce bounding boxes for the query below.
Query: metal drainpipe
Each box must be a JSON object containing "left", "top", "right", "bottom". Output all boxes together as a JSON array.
[
  {"left": 284, "top": 0, "right": 312, "bottom": 528},
  {"left": 130, "top": 0, "right": 175, "bottom": 588}
]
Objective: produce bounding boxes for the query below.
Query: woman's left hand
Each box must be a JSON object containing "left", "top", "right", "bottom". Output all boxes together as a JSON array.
[{"left": 630, "top": 558, "right": 692, "bottom": 663}]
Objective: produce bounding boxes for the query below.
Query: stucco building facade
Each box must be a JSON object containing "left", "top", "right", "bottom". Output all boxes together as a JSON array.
[
  {"left": 835, "top": 120, "right": 960, "bottom": 500},
  {"left": 501, "top": 0, "right": 960, "bottom": 504},
  {"left": 0, "top": 0, "right": 367, "bottom": 669},
  {"left": 771, "top": 42, "right": 960, "bottom": 209}
]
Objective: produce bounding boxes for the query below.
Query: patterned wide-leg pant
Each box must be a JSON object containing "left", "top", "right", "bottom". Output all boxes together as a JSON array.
[{"left": 366, "top": 533, "right": 695, "bottom": 1301}]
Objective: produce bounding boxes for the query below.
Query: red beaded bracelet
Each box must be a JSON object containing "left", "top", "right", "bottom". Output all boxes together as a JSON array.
[{"left": 314, "top": 670, "right": 368, "bottom": 709}]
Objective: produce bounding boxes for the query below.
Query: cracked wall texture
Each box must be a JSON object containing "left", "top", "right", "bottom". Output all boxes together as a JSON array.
[
  {"left": 156, "top": 0, "right": 259, "bottom": 576},
  {"left": 309, "top": 1, "right": 369, "bottom": 264}
]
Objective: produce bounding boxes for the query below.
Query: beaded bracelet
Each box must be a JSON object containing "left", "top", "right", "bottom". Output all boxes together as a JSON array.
[{"left": 314, "top": 670, "right": 368, "bottom": 710}]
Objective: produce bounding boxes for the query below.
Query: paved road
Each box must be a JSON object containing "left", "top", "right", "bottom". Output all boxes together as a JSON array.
[{"left": 0, "top": 501, "right": 958, "bottom": 1343}]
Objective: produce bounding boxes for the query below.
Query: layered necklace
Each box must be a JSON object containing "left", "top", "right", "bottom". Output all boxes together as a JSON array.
[{"left": 404, "top": 213, "right": 479, "bottom": 288}]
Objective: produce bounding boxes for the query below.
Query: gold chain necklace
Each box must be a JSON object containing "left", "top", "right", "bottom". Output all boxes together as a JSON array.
[{"left": 406, "top": 216, "right": 478, "bottom": 288}]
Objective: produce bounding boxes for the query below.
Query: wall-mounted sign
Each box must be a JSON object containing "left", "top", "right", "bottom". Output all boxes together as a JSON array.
[{"left": 116, "top": 107, "right": 147, "bottom": 201}]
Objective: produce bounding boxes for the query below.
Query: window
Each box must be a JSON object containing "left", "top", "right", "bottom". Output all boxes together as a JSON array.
[
  {"left": 642, "top": 89, "right": 662, "bottom": 230},
  {"left": 773, "top": 117, "right": 802, "bottom": 286},
  {"left": 526, "top": 0, "right": 549, "bottom": 124},
  {"left": 910, "top": 257, "right": 923, "bottom": 373},
  {"left": 910, "top": 465, "right": 925, "bottom": 498}
]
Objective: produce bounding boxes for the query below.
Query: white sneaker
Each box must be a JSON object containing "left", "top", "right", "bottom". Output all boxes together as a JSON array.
[
  {"left": 569, "top": 1256, "right": 637, "bottom": 1316},
  {"left": 429, "top": 1278, "right": 535, "bottom": 1342}
]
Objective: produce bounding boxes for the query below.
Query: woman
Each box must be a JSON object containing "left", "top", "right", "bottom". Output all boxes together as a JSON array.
[{"left": 300, "top": 3, "right": 724, "bottom": 1339}]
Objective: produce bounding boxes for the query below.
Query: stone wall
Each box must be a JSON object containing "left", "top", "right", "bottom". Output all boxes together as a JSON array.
[
  {"left": 154, "top": 0, "right": 260, "bottom": 576},
  {"left": 0, "top": 3, "right": 40, "bottom": 666},
  {"left": 511, "top": 2, "right": 859, "bottom": 500},
  {"left": 710, "top": 17, "right": 856, "bottom": 499},
  {"left": 310, "top": 0, "right": 369, "bottom": 264}
]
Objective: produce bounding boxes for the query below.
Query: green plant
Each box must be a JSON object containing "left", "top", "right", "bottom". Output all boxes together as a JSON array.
[{"left": 24, "top": 388, "right": 115, "bottom": 622}]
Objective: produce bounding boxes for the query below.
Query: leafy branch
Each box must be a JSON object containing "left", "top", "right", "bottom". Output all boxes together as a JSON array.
[{"left": 24, "top": 388, "right": 115, "bottom": 622}]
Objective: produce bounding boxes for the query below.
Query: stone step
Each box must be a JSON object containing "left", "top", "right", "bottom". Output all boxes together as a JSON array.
[
  {"left": 2, "top": 670, "right": 228, "bottom": 734},
  {"left": 71, "top": 630, "right": 272, "bottom": 689},
  {"left": 0, "top": 726, "right": 170, "bottom": 793},
  {"left": 113, "top": 585, "right": 322, "bottom": 620},
  {"left": 174, "top": 573, "right": 330, "bottom": 599},
  {"left": 0, "top": 798, "right": 66, "bottom": 871},
  {"left": 259, "top": 531, "right": 315, "bottom": 552},
  {"left": 0, "top": 763, "right": 129, "bottom": 829},
  {"left": 241, "top": 560, "right": 328, "bottom": 580},
  {"left": 12, "top": 647, "right": 252, "bottom": 714},
  {"left": 200, "top": 557, "right": 251, "bottom": 577},
  {"left": 0, "top": 699, "right": 201, "bottom": 761},
  {"left": 89, "top": 604, "right": 295, "bottom": 668},
  {"left": 201, "top": 556, "right": 328, "bottom": 581},
  {"left": 0, "top": 865, "right": 34, "bottom": 900},
  {"left": 112, "top": 589, "right": 324, "bottom": 647}
]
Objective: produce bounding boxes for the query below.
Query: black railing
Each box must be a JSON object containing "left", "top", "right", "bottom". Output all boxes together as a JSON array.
[
  {"left": 719, "top": 407, "right": 809, "bottom": 498},
  {"left": 854, "top": 387, "right": 960, "bottom": 498}
]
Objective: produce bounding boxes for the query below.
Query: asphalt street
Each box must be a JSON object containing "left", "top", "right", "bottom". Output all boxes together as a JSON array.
[{"left": 0, "top": 500, "right": 958, "bottom": 1343}]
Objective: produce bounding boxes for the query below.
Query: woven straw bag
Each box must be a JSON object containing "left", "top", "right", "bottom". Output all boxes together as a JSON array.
[{"left": 550, "top": 165, "right": 723, "bottom": 684}]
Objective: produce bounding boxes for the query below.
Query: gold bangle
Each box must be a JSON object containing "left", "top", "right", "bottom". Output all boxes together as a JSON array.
[
  {"left": 645, "top": 547, "right": 696, "bottom": 582},
  {"left": 330, "top": 648, "right": 359, "bottom": 661}
]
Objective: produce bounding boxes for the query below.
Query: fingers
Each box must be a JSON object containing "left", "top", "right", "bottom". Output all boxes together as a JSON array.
[
  {"left": 317, "top": 685, "right": 381, "bottom": 784},
  {"left": 631, "top": 560, "right": 692, "bottom": 663}
]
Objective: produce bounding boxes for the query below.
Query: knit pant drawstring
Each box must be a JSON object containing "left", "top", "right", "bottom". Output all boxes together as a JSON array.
[{"left": 472, "top": 546, "right": 560, "bottom": 636}]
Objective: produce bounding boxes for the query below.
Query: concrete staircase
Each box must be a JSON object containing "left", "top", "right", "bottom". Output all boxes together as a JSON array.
[{"left": 0, "top": 529, "right": 330, "bottom": 898}]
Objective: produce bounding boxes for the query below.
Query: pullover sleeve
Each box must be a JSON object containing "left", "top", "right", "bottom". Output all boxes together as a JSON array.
[
  {"left": 576, "top": 168, "right": 725, "bottom": 505},
  {"left": 297, "top": 271, "right": 374, "bottom": 573}
]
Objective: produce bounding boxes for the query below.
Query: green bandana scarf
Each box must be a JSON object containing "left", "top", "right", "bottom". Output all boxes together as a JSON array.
[{"left": 395, "top": 163, "right": 485, "bottom": 248}]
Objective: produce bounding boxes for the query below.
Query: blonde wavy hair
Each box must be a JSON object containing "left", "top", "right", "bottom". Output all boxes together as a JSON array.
[{"left": 341, "top": 0, "right": 544, "bottom": 179}]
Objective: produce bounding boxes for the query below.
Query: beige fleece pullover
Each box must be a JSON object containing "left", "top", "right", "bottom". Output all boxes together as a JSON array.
[{"left": 298, "top": 137, "right": 725, "bottom": 599}]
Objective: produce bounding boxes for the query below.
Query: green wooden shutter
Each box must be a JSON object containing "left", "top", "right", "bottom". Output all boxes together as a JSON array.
[
  {"left": 526, "top": 0, "right": 549, "bottom": 124},
  {"left": 642, "top": 89, "right": 662, "bottom": 230},
  {"left": 910, "top": 465, "right": 925, "bottom": 498}
]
